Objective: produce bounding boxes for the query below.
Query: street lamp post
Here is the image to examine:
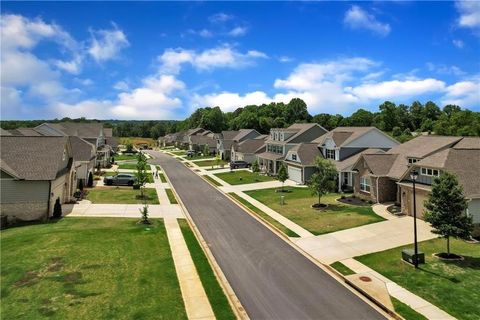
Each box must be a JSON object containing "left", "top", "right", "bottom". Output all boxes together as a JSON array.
[{"left": 410, "top": 170, "right": 419, "bottom": 268}]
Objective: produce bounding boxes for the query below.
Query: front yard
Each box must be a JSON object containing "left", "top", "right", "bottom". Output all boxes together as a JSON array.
[
  {"left": 0, "top": 218, "right": 186, "bottom": 319},
  {"left": 244, "top": 188, "right": 384, "bottom": 235},
  {"left": 215, "top": 170, "right": 275, "bottom": 185},
  {"left": 113, "top": 154, "right": 138, "bottom": 161},
  {"left": 117, "top": 163, "right": 151, "bottom": 171},
  {"left": 193, "top": 159, "right": 227, "bottom": 168},
  {"left": 356, "top": 238, "right": 480, "bottom": 320},
  {"left": 104, "top": 171, "right": 154, "bottom": 183},
  {"left": 85, "top": 187, "right": 159, "bottom": 204}
]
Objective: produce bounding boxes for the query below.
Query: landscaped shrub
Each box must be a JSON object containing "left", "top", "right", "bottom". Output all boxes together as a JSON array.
[
  {"left": 52, "top": 198, "right": 62, "bottom": 219},
  {"left": 87, "top": 173, "right": 94, "bottom": 187},
  {"left": 78, "top": 179, "right": 84, "bottom": 191}
]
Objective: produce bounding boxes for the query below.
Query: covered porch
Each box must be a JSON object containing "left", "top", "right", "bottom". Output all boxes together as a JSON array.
[{"left": 257, "top": 152, "right": 284, "bottom": 176}]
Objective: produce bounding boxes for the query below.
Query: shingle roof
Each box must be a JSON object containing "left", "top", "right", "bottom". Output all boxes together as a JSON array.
[
  {"left": 70, "top": 136, "right": 95, "bottom": 162},
  {"left": 236, "top": 139, "right": 266, "bottom": 154},
  {"left": 221, "top": 130, "right": 240, "bottom": 140},
  {"left": 452, "top": 137, "right": 480, "bottom": 149},
  {"left": 8, "top": 128, "right": 43, "bottom": 136},
  {"left": 0, "top": 128, "right": 12, "bottom": 136},
  {"left": 104, "top": 128, "right": 113, "bottom": 137},
  {"left": 106, "top": 136, "right": 119, "bottom": 148},
  {"left": 0, "top": 136, "right": 69, "bottom": 180},
  {"left": 41, "top": 123, "right": 104, "bottom": 138},
  {"left": 190, "top": 135, "right": 216, "bottom": 147},
  {"left": 362, "top": 154, "right": 399, "bottom": 176},
  {"left": 288, "top": 143, "right": 321, "bottom": 166},
  {"left": 233, "top": 129, "right": 259, "bottom": 141},
  {"left": 335, "top": 148, "right": 385, "bottom": 171},
  {"left": 415, "top": 148, "right": 480, "bottom": 198},
  {"left": 313, "top": 127, "right": 377, "bottom": 146},
  {"left": 285, "top": 123, "right": 325, "bottom": 143}
]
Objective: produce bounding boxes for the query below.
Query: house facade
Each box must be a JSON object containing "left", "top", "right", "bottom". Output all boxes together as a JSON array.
[
  {"left": 231, "top": 136, "right": 267, "bottom": 164},
  {"left": 0, "top": 136, "right": 75, "bottom": 222},
  {"left": 257, "top": 123, "right": 328, "bottom": 175},
  {"left": 217, "top": 129, "right": 261, "bottom": 160}
]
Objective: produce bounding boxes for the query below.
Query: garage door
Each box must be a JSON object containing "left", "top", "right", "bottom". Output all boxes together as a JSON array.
[{"left": 288, "top": 166, "right": 302, "bottom": 184}]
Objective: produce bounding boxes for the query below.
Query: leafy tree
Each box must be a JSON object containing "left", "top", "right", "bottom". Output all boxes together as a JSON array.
[
  {"left": 203, "top": 144, "right": 209, "bottom": 156},
  {"left": 126, "top": 143, "right": 134, "bottom": 153},
  {"left": 283, "top": 98, "right": 311, "bottom": 124},
  {"left": 410, "top": 101, "right": 425, "bottom": 130},
  {"left": 251, "top": 159, "right": 260, "bottom": 173},
  {"left": 392, "top": 126, "right": 402, "bottom": 137},
  {"left": 347, "top": 109, "right": 374, "bottom": 126},
  {"left": 214, "top": 154, "right": 222, "bottom": 168},
  {"left": 277, "top": 163, "right": 289, "bottom": 192},
  {"left": 424, "top": 172, "right": 473, "bottom": 256},
  {"left": 139, "top": 203, "right": 150, "bottom": 224},
  {"left": 308, "top": 157, "right": 337, "bottom": 206},
  {"left": 378, "top": 101, "right": 398, "bottom": 131},
  {"left": 52, "top": 198, "right": 62, "bottom": 219},
  {"left": 135, "top": 153, "right": 149, "bottom": 199}
]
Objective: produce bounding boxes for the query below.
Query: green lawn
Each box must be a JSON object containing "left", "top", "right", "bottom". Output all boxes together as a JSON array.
[
  {"left": 356, "top": 238, "right": 480, "bottom": 320},
  {"left": 203, "top": 175, "right": 223, "bottom": 186},
  {"left": 85, "top": 187, "right": 159, "bottom": 204},
  {"left": 392, "top": 298, "right": 428, "bottom": 320},
  {"left": 330, "top": 262, "right": 355, "bottom": 276},
  {"left": 159, "top": 173, "right": 167, "bottom": 183},
  {"left": 113, "top": 154, "right": 138, "bottom": 161},
  {"left": 170, "top": 151, "right": 187, "bottom": 156},
  {"left": 166, "top": 189, "right": 178, "bottom": 204},
  {"left": 244, "top": 188, "right": 385, "bottom": 235},
  {"left": 104, "top": 171, "right": 153, "bottom": 183},
  {"left": 0, "top": 218, "right": 186, "bottom": 319},
  {"left": 228, "top": 193, "right": 299, "bottom": 237},
  {"left": 117, "top": 163, "right": 151, "bottom": 171},
  {"left": 193, "top": 160, "right": 227, "bottom": 167},
  {"left": 184, "top": 155, "right": 215, "bottom": 160},
  {"left": 178, "top": 220, "right": 236, "bottom": 320},
  {"left": 215, "top": 171, "right": 275, "bottom": 185}
]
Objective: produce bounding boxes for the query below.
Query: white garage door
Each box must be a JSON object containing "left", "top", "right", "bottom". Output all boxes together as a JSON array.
[{"left": 288, "top": 166, "right": 302, "bottom": 184}]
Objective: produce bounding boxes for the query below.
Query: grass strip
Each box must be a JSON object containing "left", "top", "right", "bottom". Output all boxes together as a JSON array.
[
  {"left": 159, "top": 173, "right": 167, "bottom": 183},
  {"left": 165, "top": 189, "right": 178, "bottom": 204},
  {"left": 392, "top": 297, "right": 428, "bottom": 320},
  {"left": 178, "top": 220, "right": 236, "bottom": 320},
  {"left": 228, "top": 193, "right": 300, "bottom": 238},
  {"left": 329, "top": 261, "right": 355, "bottom": 276},
  {"left": 203, "top": 175, "right": 222, "bottom": 187}
]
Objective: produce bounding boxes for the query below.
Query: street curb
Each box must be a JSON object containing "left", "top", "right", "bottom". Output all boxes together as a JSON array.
[
  {"left": 158, "top": 163, "right": 249, "bottom": 320},
  {"left": 196, "top": 166, "right": 397, "bottom": 320}
]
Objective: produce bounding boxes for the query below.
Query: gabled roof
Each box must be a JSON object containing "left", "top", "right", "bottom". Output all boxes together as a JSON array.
[
  {"left": 220, "top": 130, "right": 240, "bottom": 140},
  {"left": 233, "top": 129, "right": 259, "bottom": 141},
  {"left": 335, "top": 148, "right": 385, "bottom": 171},
  {"left": 285, "top": 123, "right": 326, "bottom": 143},
  {"left": 38, "top": 122, "right": 104, "bottom": 139},
  {"left": 0, "top": 128, "right": 12, "bottom": 136},
  {"left": 313, "top": 127, "right": 383, "bottom": 147},
  {"left": 0, "top": 136, "right": 69, "bottom": 180},
  {"left": 8, "top": 128, "right": 43, "bottom": 136},
  {"left": 361, "top": 154, "right": 399, "bottom": 176},
  {"left": 190, "top": 135, "right": 216, "bottom": 147},
  {"left": 104, "top": 128, "right": 113, "bottom": 137},
  {"left": 70, "top": 136, "right": 95, "bottom": 162},
  {"left": 235, "top": 138, "right": 266, "bottom": 154},
  {"left": 386, "top": 135, "right": 462, "bottom": 159},
  {"left": 106, "top": 136, "right": 119, "bottom": 148},
  {"left": 287, "top": 143, "right": 321, "bottom": 166},
  {"left": 452, "top": 137, "right": 480, "bottom": 150}
]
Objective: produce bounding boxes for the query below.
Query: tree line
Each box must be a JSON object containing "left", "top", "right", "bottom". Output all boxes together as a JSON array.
[{"left": 1, "top": 99, "right": 479, "bottom": 140}]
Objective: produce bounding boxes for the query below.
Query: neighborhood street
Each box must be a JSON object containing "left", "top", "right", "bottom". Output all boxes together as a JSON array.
[{"left": 148, "top": 150, "right": 386, "bottom": 320}]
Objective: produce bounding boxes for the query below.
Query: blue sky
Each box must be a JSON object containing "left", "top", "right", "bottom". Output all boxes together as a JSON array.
[{"left": 1, "top": 1, "right": 479, "bottom": 120}]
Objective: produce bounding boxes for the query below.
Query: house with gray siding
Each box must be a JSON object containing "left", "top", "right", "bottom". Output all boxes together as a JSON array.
[
  {"left": 231, "top": 135, "right": 267, "bottom": 164},
  {"left": 257, "top": 123, "right": 328, "bottom": 175},
  {"left": 0, "top": 136, "right": 75, "bottom": 222},
  {"left": 217, "top": 129, "right": 261, "bottom": 160}
]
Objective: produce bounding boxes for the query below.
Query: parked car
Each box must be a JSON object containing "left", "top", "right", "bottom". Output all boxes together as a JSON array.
[
  {"left": 104, "top": 173, "right": 136, "bottom": 186},
  {"left": 230, "top": 160, "right": 251, "bottom": 169},
  {"left": 186, "top": 150, "right": 195, "bottom": 157}
]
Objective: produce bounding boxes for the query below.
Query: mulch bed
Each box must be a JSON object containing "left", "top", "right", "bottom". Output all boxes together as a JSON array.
[
  {"left": 434, "top": 253, "right": 464, "bottom": 261},
  {"left": 337, "top": 197, "right": 371, "bottom": 206}
]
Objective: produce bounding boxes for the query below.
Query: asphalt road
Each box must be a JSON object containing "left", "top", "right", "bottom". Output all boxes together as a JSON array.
[{"left": 148, "top": 151, "right": 386, "bottom": 320}]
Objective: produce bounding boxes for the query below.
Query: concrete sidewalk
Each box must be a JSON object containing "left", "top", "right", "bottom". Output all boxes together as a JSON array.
[
  {"left": 340, "top": 259, "right": 455, "bottom": 320},
  {"left": 150, "top": 164, "right": 170, "bottom": 204},
  {"left": 65, "top": 203, "right": 184, "bottom": 218},
  {"left": 164, "top": 218, "right": 215, "bottom": 320},
  {"left": 220, "top": 179, "right": 299, "bottom": 192}
]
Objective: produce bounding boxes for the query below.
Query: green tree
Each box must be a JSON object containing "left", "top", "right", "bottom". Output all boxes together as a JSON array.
[
  {"left": 277, "top": 163, "right": 289, "bottom": 192},
  {"left": 424, "top": 172, "right": 473, "bottom": 256},
  {"left": 283, "top": 98, "right": 311, "bottom": 124},
  {"left": 135, "top": 153, "right": 149, "bottom": 199},
  {"left": 126, "top": 143, "right": 134, "bottom": 153},
  {"left": 139, "top": 203, "right": 150, "bottom": 224},
  {"left": 251, "top": 159, "right": 260, "bottom": 173},
  {"left": 392, "top": 126, "right": 402, "bottom": 137},
  {"left": 378, "top": 101, "right": 398, "bottom": 131},
  {"left": 203, "top": 144, "right": 209, "bottom": 156},
  {"left": 308, "top": 157, "right": 337, "bottom": 207},
  {"left": 347, "top": 109, "right": 375, "bottom": 126}
]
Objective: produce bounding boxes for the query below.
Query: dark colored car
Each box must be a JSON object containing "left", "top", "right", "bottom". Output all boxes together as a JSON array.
[
  {"left": 186, "top": 150, "right": 195, "bottom": 157},
  {"left": 230, "top": 160, "right": 251, "bottom": 169},
  {"left": 104, "top": 173, "right": 136, "bottom": 186}
]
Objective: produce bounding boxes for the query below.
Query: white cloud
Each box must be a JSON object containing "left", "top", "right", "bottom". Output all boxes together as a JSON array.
[
  {"left": 191, "top": 91, "right": 273, "bottom": 112},
  {"left": 452, "top": 39, "right": 465, "bottom": 48},
  {"left": 278, "top": 56, "right": 293, "bottom": 63},
  {"left": 344, "top": 5, "right": 391, "bottom": 36},
  {"left": 88, "top": 23, "right": 129, "bottom": 62},
  {"left": 113, "top": 80, "right": 129, "bottom": 91},
  {"left": 209, "top": 13, "right": 234, "bottom": 23},
  {"left": 348, "top": 79, "right": 446, "bottom": 100},
  {"left": 441, "top": 80, "right": 480, "bottom": 106},
  {"left": 199, "top": 29, "right": 213, "bottom": 38},
  {"left": 53, "top": 55, "right": 82, "bottom": 74},
  {"left": 158, "top": 45, "right": 268, "bottom": 74},
  {"left": 228, "top": 26, "right": 248, "bottom": 37},
  {"left": 426, "top": 63, "right": 465, "bottom": 76},
  {"left": 456, "top": 1, "right": 480, "bottom": 29}
]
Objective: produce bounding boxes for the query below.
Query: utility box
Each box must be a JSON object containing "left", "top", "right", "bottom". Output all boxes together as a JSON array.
[{"left": 402, "top": 249, "right": 425, "bottom": 265}]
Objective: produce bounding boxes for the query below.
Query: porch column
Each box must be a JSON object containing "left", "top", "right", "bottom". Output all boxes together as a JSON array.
[{"left": 338, "top": 172, "right": 342, "bottom": 192}]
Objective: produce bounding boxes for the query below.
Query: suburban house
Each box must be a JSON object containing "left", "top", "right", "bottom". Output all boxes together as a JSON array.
[
  {"left": 188, "top": 133, "right": 217, "bottom": 154},
  {"left": 293, "top": 127, "right": 399, "bottom": 188},
  {"left": 352, "top": 135, "right": 465, "bottom": 204},
  {"left": 104, "top": 128, "right": 119, "bottom": 153},
  {"left": 173, "top": 128, "right": 208, "bottom": 149},
  {"left": 34, "top": 122, "right": 111, "bottom": 167},
  {"left": 0, "top": 136, "right": 75, "bottom": 222},
  {"left": 230, "top": 135, "right": 267, "bottom": 163},
  {"left": 70, "top": 136, "right": 96, "bottom": 187},
  {"left": 257, "top": 123, "right": 328, "bottom": 175},
  {"left": 397, "top": 137, "right": 480, "bottom": 236},
  {"left": 217, "top": 129, "right": 261, "bottom": 160}
]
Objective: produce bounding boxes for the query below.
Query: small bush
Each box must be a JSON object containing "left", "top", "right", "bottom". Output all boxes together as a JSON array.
[
  {"left": 133, "top": 184, "right": 140, "bottom": 190},
  {"left": 52, "top": 198, "right": 62, "bottom": 219},
  {"left": 368, "top": 200, "right": 374, "bottom": 204},
  {"left": 340, "top": 195, "right": 346, "bottom": 199},
  {"left": 351, "top": 194, "right": 356, "bottom": 199}
]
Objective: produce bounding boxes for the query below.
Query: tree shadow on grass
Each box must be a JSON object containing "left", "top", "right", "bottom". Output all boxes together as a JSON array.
[{"left": 443, "top": 255, "right": 480, "bottom": 270}]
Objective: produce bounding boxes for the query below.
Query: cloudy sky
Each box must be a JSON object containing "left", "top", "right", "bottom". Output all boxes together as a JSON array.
[{"left": 1, "top": 1, "right": 479, "bottom": 120}]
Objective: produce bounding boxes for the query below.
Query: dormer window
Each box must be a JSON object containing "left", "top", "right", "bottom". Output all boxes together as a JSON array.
[
  {"left": 408, "top": 158, "right": 419, "bottom": 165},
  {"left": 292, "top": 154, "right": 297, "bottom": 161},
  {"left": 420, "top": 167, "right": 440, "bottom": 177},
  {"left": 325, "top": 149, "right": 335, "bottom": 160}
]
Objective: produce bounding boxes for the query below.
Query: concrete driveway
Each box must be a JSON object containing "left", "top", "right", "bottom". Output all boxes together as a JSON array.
[{"left": 148, "top": 150, "right": 385, "bottom": 320}]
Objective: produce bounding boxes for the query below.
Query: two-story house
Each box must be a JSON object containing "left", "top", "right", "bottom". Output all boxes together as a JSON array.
[
  {"left": 1, "top": 136, "right": 75, "bottom": 223},
  {"left": 231, "top": 135, "right": 267, "bottom": 164},
  {"left": 257, "top": 123, "right": 328, "bottom": 175},
  {"left": 352, "top": 135, "right": 464, "bottom": 204},
  {"left": 217, "top": 129, "right": 261, "bottom": 160},
  {"left": 397, "top": 137, "right": 480, "bottom": 236}
]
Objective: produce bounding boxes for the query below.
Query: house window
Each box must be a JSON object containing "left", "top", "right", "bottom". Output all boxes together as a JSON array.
[
  {"left": 360, "top": 177, "right": 371, "bottom": 193},
  {"left": 408, "top": 158, "right": 419, "bottom": 165},
  {"left": 62, "top": 149, "right": 66, "bottom": 161},
  {"left": 420, "top": 167, "right": 440, "bottom": 177},
  {"left": 325, "top": 149, "right": 335, "bottom": 160},
  {"left": 343, "top": 172, "right": 349, "bottom": 185},
  {"left": 292, "top": 154, "right": 297, "bottom": 161}
]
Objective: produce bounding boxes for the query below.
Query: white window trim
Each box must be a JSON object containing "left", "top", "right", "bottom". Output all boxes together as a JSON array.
[
  {"left": 420, "top": 167, "right": 440, "bottom": 177},
  {"left": 325, "top": 149, "right": 336, "bottom": 160},
  {"left": 360, "top": 176, "right": 371, "bottom": 193}
]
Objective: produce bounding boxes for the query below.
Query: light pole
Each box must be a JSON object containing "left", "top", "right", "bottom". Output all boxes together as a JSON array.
[{"left": 410, "top": 169, "right": 419, "bottom": 268}]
